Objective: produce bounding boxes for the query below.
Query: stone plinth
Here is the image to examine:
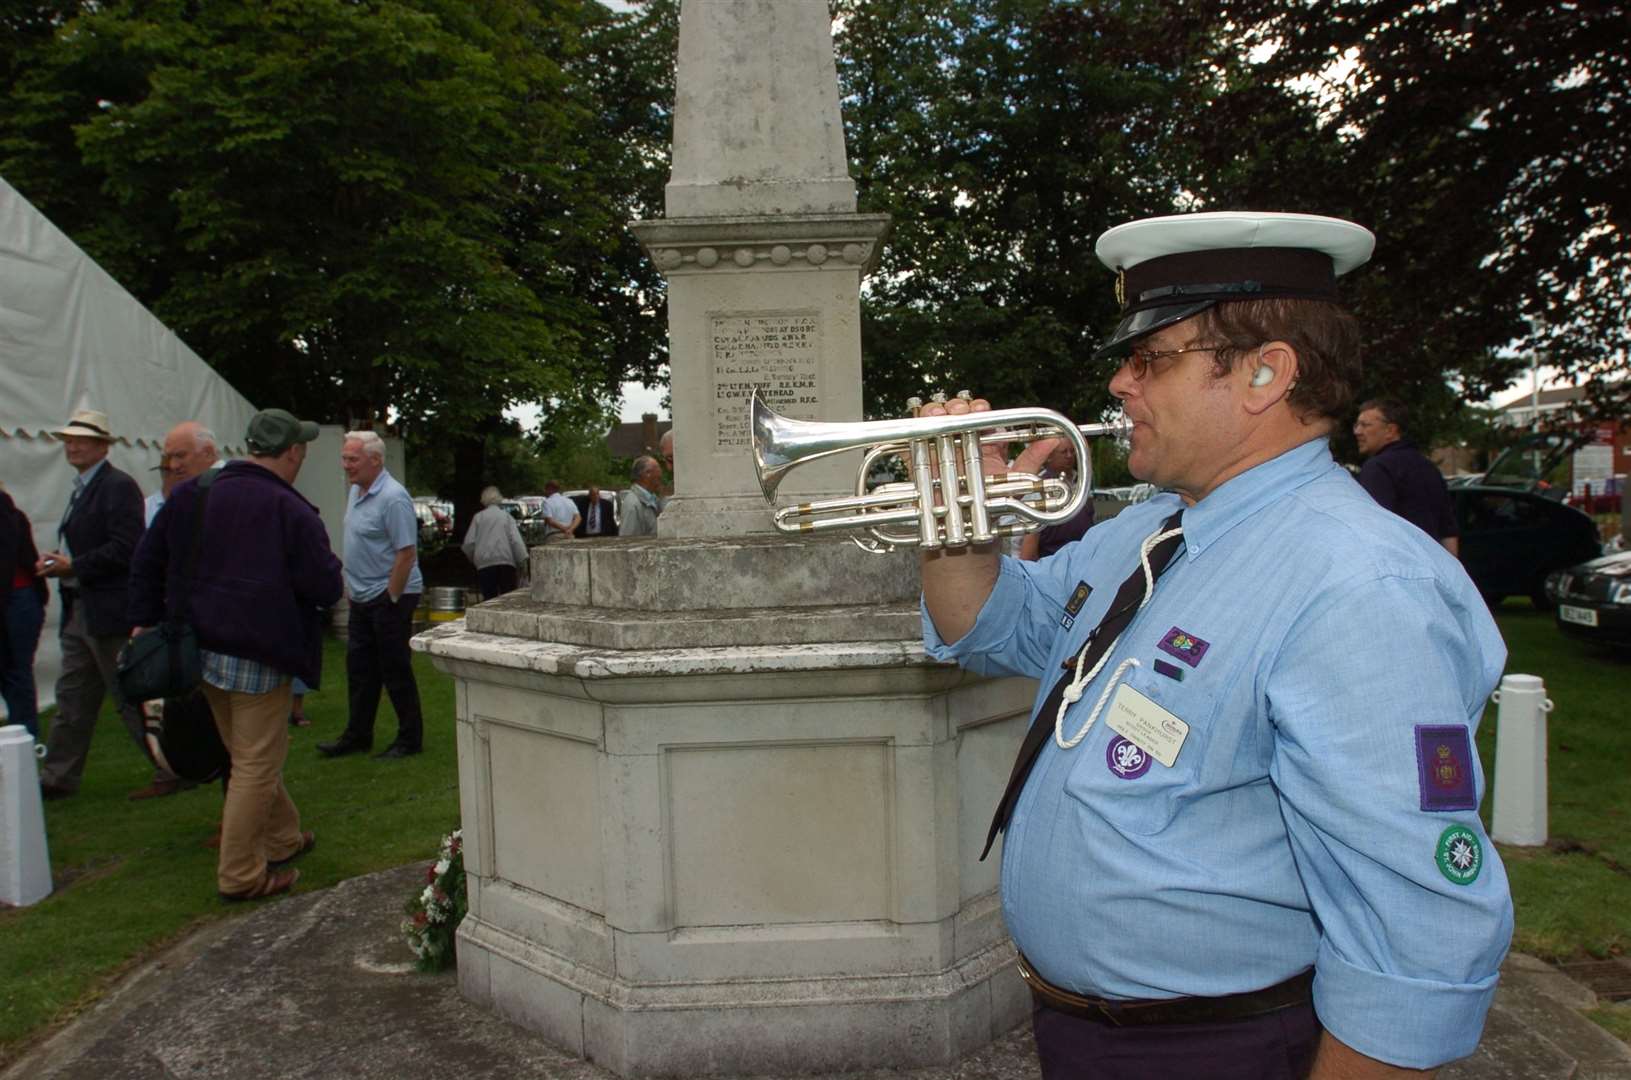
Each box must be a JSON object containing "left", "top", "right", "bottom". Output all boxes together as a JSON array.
[
  {"left": 413, "top": 535, "right": 1036, "bottom": 1076},
  {"left": 629, "top": 214, "right": 890, "bottom": 539}
]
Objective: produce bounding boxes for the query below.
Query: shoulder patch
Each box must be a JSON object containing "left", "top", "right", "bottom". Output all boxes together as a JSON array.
[
  {"left": 1415, "top": 725, "right": 1478, "bottom": 812},
  {"left": 1435, "top": 825, "right": 1483, "bottom": 886}
]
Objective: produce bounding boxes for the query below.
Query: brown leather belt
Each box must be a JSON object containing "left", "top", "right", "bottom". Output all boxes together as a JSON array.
[{"left": 1017, "top": 953, "right": 1315, "bottom": 1028}]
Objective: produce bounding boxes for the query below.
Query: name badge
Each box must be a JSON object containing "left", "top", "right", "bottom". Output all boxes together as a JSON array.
[{"left": 1105, "top": 683, "right": 1189, "bottom": 768}]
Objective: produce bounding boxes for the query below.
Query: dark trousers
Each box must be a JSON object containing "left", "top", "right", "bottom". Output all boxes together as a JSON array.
[
  {"left": 1, "top": 587, "right": 45, "bottom": 737},
  {"left": 476, "top": 565, "right": 517, "bottom": 601},
  {"left": 344, "top": 591, "right": 423, "bottom": 751},
  {"left": 1031, "top": 999, "right": 1321, "bottom": 1080},
  {"left": 40, "top": 596, "right": 175, "bottom": 791}
]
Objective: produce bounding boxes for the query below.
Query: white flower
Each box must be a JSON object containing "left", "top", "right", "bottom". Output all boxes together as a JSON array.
[
  {"left": 421, "top": 884, "right": 436, "bottom": 905},
  {"left": 434, "top": 858, "right": 450, "bottom": 877}
]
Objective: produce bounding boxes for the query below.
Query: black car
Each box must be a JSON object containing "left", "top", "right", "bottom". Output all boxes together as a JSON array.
[
  {"left": 1547, "top": 550, "right": 1631, "bottom": 645},
  {"left": 1451, "top": 432, "right": 1602, "bottom": 610},
  {"left": 1453, "top": 486, "right": 1601, "bottom": 609}
]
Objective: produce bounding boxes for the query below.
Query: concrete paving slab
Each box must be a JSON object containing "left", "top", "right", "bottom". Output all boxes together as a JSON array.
[{"left": 4, "top": 864, "right": 1626, "bottom": 1080}]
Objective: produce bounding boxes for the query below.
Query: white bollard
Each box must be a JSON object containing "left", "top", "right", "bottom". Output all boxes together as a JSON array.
[
  {"left": 1490, "top": 673, "right": 1554, "bottom": 847},
  {"left": 0, "top": 724, "right": 53, "bottom": 906}
]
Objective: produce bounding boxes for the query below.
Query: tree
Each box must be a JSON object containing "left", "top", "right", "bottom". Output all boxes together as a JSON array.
[
  {"left": 1204, "top": 0, "right": 1630, "bottom": 434},
  {"left": 835, "top": 0, "right": 1220, "bottom": 424},
  {"left": 834, "top": 0, "right": 1626, "bottom": 453},
  {"left": 1, "top": 0, "right": 674, "bottom": 530}
]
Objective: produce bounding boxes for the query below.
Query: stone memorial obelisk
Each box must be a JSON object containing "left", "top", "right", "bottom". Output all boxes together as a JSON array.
[
  {"left": 414, "top": 2, "right": 1033, "bottom": 1075},
  {"left": 632, "top": 0, "right": 888, "bottom": 536}
]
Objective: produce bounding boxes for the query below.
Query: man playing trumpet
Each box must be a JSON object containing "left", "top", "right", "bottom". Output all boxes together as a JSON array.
[{"left": 920, "top": 212, "right": 1510, "bottom": 1079}]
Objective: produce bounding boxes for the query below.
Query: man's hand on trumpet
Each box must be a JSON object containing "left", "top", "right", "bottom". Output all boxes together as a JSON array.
[
  {"left": 917, "top": 392, "right": 1063, "bottom": 646},
  {"left": 916, "top": 392, "right": 1067, "bottom": 513}
]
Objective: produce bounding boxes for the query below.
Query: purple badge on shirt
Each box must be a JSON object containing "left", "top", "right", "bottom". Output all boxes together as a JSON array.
[
  {"left": 1415, "top": 725, "right": 1478, "bottom": 812},
  {"left": 1156, "top": 626, "right": 1210, "bottom": 668},
  {"left": 1106, "top": 735, "right": 1152, "bottom": 780}
]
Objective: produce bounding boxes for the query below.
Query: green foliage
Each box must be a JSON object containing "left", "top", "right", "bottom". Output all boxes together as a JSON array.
[
  {"left": 0, "top": 0, "right": 672, "bottom": 457},
  {"left": 0, "top": 639, "right": 458, "bottom": 1056},
  {"left": 835, "top": 0, "right": 1216, "bottom": 423},
  {"left": 834, "top": 0, "right": 1627, "bottom": 445},
  {"left": 1207, "top": 0, "right": 1630, "bottom": 428}
]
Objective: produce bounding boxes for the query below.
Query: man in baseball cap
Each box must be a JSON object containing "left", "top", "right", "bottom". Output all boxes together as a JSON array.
[
  {"left": 130, "top": 405, "right": 340, "bottom": 900},
  {"left": 244, "top": 408, "right": 320, "bottom": 456},
  {"left": 920, "top": 211, "right": 1510, "bottom": 1076}
]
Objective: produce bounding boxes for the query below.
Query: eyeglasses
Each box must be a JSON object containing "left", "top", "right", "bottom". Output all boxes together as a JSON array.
[{"left": 1124, "top": 344, "right": 1218, "bottom": 380}]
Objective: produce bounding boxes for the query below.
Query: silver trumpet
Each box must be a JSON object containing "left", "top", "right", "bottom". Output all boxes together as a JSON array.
[{"left": 750, "top": 389, "right": 1130, "bottom": 552}]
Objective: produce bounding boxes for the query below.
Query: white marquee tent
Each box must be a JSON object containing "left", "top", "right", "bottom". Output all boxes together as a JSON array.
[{"left": 1, "top": 175, "right": 259, "bottom": 716}]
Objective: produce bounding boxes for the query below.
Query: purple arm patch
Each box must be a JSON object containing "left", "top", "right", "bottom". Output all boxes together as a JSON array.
[{"left": 1415, "top": 725, "right": 1478, "bottom": 812}]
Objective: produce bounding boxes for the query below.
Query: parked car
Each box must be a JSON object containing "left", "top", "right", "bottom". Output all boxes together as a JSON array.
[
  {"left": 412, "top": 501, "right": 452, "bottom": 545},
  {"left": 1451, "top": 432, "right": 1601, "bottom": 610},
  {"left": 1546, "top": 550, "right": 1631, "bottom": 645},
  {"left": 502, "top": 499, "right": 555, "bottom": 545},
  {"left": 1453, "top": 486, "right": 1600, "bottom": 610}
]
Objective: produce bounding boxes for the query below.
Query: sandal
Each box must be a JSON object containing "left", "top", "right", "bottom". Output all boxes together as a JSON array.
[
  {"left": 220, "top": 867, "right": 300, "bottom": 903},
  {"left": 288, "top": 713, "right": 311, "bottom": 728}
]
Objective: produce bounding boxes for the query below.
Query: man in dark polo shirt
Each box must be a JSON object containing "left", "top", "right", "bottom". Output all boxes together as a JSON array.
[{"left": 1354, "top": 398, "right": 1460, "bottom": 556}]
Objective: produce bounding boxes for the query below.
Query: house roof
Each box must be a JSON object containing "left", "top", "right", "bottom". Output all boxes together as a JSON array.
[{"left": 606, "top": 416, "right": 671, "bottom": 460}]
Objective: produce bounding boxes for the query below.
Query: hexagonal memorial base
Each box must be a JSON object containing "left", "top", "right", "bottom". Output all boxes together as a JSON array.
[{"left": 413, "top": 536, "right": 1038, "bottom": 1076}]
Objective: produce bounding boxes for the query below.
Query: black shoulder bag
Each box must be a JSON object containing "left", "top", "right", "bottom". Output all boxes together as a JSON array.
[{"left": 117, "top": 469, "right": 216, "bottom": 704}]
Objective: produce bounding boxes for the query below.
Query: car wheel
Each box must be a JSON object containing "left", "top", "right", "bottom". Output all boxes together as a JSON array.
[{"left": 1529, "top": 579, "right": 1556, "bottom": 613}]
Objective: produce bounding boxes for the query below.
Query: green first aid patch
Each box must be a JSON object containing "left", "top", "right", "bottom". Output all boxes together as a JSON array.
[{"left": 1435, "top": 825, "right": 1483, "bottom": 886}]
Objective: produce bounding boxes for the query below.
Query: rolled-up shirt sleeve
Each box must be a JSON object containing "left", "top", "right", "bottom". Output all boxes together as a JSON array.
[
  {"left": 1266, "top": 569, "right": 1512, "bottom": 1068},
  {"left": 921, "top": 527, "right": 1130, "bottom": 679}
]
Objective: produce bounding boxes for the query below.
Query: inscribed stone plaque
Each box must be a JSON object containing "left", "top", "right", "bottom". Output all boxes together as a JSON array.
[{"left": 711, "top": 310, "right": 822, "bottom": 453}]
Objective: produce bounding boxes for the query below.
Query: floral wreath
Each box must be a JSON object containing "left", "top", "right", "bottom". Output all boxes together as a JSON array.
[{"left": 403, "top": 828, "right": 467, "bottom": 972}]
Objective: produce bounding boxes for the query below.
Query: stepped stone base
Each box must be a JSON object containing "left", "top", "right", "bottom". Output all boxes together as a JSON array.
[{"left": 412, "top": 531, "right": 1037, "bottom": 1076}]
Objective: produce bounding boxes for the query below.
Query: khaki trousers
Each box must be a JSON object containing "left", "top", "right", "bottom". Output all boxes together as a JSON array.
[{"left": 201, "top": 682, "right": 304, "bottom": 895}]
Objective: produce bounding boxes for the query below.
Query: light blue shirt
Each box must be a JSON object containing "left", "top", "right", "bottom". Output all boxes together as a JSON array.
[
  {"left": 924, "top": 438, "right": 1511, "bottom": 1070},
  {"left": 343, "top": 468, "right": 423, "bottom": 602}
]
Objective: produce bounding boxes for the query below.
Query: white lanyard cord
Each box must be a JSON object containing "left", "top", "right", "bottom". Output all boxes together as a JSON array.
[{"left": 1053, "top": 523, "right": 1184, "bottom": 749}]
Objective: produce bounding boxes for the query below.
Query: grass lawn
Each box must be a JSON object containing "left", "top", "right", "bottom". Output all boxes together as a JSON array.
[
  {"left": 1478, "top": 601, "right": 1631, "bottom": 964},
  {"left": 0, "top": 637, "right": 457, "bottom": 1064},
  {"left": 1, "top": 602, "right": 1625, "bottom": 1062}
]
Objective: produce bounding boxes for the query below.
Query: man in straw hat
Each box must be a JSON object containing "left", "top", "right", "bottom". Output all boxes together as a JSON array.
[
  {"left": 36, "top": 408, "right": 185, "bottom": 801},
  {"left": 920, "top": 212, "right": 1509, "bottom": 1077}
]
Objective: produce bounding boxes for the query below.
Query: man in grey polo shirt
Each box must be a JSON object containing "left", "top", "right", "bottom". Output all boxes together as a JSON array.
[{"left": 317, "top": 430, "right": 424, "bottom": 760}]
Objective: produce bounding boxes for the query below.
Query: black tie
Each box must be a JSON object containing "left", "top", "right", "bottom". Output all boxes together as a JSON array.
[{"left": 981, "top": 509, "right": 1185, "bottom": 860}]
